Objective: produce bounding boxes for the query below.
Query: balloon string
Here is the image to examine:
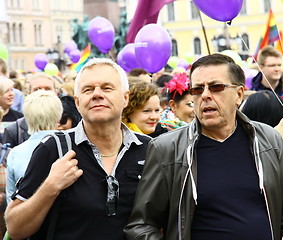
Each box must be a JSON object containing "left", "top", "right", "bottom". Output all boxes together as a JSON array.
[{"left": 238, "top": 34, "right": 283, "bottom": 107}]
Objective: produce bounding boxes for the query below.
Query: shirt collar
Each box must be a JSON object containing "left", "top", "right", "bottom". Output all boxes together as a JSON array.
[{"left": 74, "top": 120, "right": 143, "bottom": 147}]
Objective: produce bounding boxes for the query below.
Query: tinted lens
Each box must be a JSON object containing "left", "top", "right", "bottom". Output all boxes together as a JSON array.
[
  {"left": 190, "top": 87, "right": 204, "bottom": 95},
  {"left": 59, "top": 113, "right": 68, "bottom": 125},
  {"left": 106, "top": 176, "right": 119, "bottom": 216},
  {"left": 209, "top": 84, "right": 226, "bottom": 93}
]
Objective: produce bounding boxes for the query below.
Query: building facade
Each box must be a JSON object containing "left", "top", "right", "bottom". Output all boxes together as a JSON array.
[
  {"left": 160, "top": 0, "right": 283, "bottom": 60},
  {"left": 4, "top": 0, "right": 84, "bottom": 72}
]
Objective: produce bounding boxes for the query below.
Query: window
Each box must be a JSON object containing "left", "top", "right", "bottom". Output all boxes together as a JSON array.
[
  {"left": 263, "top": 0, "right": 270, "bottom": 13},
  {"left": 240, "top": 0, "right": 247, "bottom": 15},
  {"left": 38, "top": 24, "right": 42, "bottom": 45},
  {"left": 190, "top": 1, "right": 198, "bottom": 20},
  {"left": 19, "top": 23, "right": 23, "bottom": 44},
  {"left": 194, "top": 37, "right": 201, "bottom": 55},
  {"left": 172, "top": 39, "right": 178, "bottom": 56},
  {"left": 241, "top": 33, "right": 249, "bottom": 52},
  {"left": 167, "top": 2, "right": 175, "bottom": 22},
  {"left": 12, "top": 23, "right": 16, "bottom": 44},
  {"left": 34, "top": 24, "right": 38, "bottom": 45},
  {"left": 6, "top": 23, "right": 10, "bottom": 43}
]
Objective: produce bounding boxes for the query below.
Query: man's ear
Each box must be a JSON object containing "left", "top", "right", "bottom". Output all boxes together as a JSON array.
[
  {"left": 236, "top": 85, "right": 245, "bottom": 107},
  {"left": 123, "top": 91, "right": 129, "bottom": 108},
  {"left": 74, "top": 96, "right": 79, "bottom": 108}
]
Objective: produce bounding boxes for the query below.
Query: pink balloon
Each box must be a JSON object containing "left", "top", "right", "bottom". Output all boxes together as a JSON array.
[
  {"left": 134, "top": 24, "right": 172, "bottom": 73},
  {"left": 88, "top": 17, "right": 115, "bottom": 53},
  {"left": 69, "top": 49, "right": 81, "bottom": 63},
  {"left": 193, "top": 0, "right": 244, "bottom": 22},
  {"left": 34, "top": 53, "right": 48, "bottom": 70}
]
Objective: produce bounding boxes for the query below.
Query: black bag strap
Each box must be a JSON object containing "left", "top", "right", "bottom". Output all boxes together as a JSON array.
[{"left": 46, "top": 131, "right": 72, "bottom": 240}]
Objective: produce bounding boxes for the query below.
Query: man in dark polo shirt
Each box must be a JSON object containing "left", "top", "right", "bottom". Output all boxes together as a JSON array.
[
  {"left": 5, "top": 58, "right": 151, "bottom": 240},
  {"left": 125, "top": 54, "right": 283, "bottom": 240}
]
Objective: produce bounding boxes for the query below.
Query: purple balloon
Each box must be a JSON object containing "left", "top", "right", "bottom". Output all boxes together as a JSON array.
[
  {"left": 178, "top": 59, "right": 190, "bottom": 69},
  {"left": 117, "top": 51, "right": 130, "bottom": 72},
  {"left": 134, "top": 24, "right": 172, "bottom": 73},
  {"left": 88, "top": 17, "right": 115, "bottom": 53},
  {"left": 69, "top": 49, "right": 81, "bottom": 63},
  {"left": 34, "top": 53, "right": 48, "bottom": 70},
  {"left": 193, "top": 0, "right": 243, "bottom": 22},
  {"left": 64, "top": 41, "right": 78, "bottom": 55},
  {"left": 119, "top": 44, "right": 140, "bottom": 71},
  {"left": 242, "top": 66, "right": 258, "bottom": 90}
]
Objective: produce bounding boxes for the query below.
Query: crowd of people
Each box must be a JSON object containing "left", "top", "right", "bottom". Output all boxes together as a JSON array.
[{"left": 0, "top": 45, "right": 281, "bottom": 240}]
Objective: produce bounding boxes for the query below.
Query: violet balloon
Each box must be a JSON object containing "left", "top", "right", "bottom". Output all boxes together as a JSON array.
[
  {"left": 193, "top": 0, "right": 243, "bottom": 22},
  {"left": 34, "top": 53, "right": 48, "bottom": 70},
  {"left": 134, "top": 24, "right": 172, "bottom": 73},
  {"left": 178, "top": 59, "right": 190, "bottom": 70},
  {"left": 64, "top": 41, "right": 78, "bottom": 55},
  {"left": 69, "top": 49, "right": 81, "bottom": 63},
  {"left": 117, "top": 50, "right": 130, "bottom": 72},
  {"left": 120, "top": 44, "right": 140, "bottom": 71},
  {"left": 88, "top": 17, "right": 115, "bottom": 53}
]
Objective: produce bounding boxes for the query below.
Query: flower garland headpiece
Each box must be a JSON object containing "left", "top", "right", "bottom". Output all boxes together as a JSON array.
[{"left": 164, "top": 72, "right": 190, "bottom": 100}]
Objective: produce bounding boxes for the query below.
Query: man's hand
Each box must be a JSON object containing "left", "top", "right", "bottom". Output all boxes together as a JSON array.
[{"left": 45, "top": 150, "right": 83, "bottom": 193}]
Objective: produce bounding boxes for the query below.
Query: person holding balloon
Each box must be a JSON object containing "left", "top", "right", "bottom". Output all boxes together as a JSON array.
[{"left": 125, "top": 54, "right": 282, "bottom": 240}]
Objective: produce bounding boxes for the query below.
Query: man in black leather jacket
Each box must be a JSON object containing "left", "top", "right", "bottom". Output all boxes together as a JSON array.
[{"left": 125, "top": 54, "right": 283, "bottom": 240}]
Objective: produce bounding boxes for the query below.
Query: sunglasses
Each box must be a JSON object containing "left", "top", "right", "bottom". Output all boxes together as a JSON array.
[
  {"left": 106, "top": 175, "right": 119, "bottom": 216},
  {"left": 190, "top": 84, "right": 238, "bottom": 96},
  {"left": 59, "top": 113, "right": 69, "bottom": 125}
]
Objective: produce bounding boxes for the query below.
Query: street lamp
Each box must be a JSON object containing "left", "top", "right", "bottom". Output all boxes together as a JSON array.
[
  {"left": 46, "top": 36, "right": 66, "bottom": 72},
  {"left": 211, "top": 24, "right": 242, "bottom": 53}
]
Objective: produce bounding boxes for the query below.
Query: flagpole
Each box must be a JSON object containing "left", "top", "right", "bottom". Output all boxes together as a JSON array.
[{"left": 196, "top": 8, "right": 211, "bottom": 55}]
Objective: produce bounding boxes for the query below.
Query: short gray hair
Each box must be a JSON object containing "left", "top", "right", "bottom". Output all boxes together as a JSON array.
[{"left": 74, "top": 58, "right": 129, "bottom": 96}]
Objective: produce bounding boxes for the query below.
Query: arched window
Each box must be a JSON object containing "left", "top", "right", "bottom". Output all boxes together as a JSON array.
[
  {"left": 194, "top": 37, "right": 201, "bottom": 55},
  {"left": 167, "top": 2, "right": 175, "bottom": 22},
  {"left": 38, "top": 24, "right": 42, "bottom": 45},
  {"left": 263, "top": 0, "right": 270, "bottom": 13},
  {"left": 172, "top": 39, "right": 178, "bottom": 56},
  {"left": 241, "top": 33, "right": 249, "bottom": 52},
  {"left": 190, "top": 0, "right": 198, "bottom": 20},
  {"left": 12, "top": 23, "right": 17, "bottom": 44},
  {"left": 19, "top": 23, "right": 23, "bottom": 44},
  {"left": 6, "top": 23, "right": 10, "bottom": 43},
  {"left": 34, "top": 24, "right": 38, "bottom": 45},
  {"left": 240, "top": 0, "right": 247, "bottom": 15}
]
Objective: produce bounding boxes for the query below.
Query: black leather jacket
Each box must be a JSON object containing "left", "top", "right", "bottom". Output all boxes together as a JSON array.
[{"left": 125, "top": 111, "right": 283, "bottom": 240}]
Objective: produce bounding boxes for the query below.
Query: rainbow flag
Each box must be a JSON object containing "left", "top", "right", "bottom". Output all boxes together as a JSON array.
[
  {"left": 275, "top": 30, "right": 283, "bottom": 54},
  {"left": 70, "top": 44, "right": 91, "bottom": 72},
  {"left": 254, "top": 9, "right": 280, "bottom": 60}
]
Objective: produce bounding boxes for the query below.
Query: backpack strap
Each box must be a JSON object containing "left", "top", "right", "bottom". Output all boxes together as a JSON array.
[{"left": 46, "top": 131, "right": 72, "bottom": 240}]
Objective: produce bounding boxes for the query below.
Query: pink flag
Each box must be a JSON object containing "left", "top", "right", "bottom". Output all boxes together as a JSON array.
[{"left": 126, "top": 0, "right": 175, "bottom": 43}]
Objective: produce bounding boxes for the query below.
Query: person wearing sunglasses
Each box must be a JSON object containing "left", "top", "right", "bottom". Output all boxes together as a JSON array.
[
  {"left": 57, "top": 96, "right": 82, "bottom": 130},
  {"left": 125, "top": 54, "right": 283, "bottom": 240},
  {"left": 251, "top": 45, "right": 283, "bottom": 97},
  {"left": 5, "top": 58, "right": 151, "bottom": 240}
]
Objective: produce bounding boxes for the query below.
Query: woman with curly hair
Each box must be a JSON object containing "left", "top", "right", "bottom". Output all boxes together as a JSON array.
[{"left": 122, "top": 80, "right": 165, "bottom": 136}]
